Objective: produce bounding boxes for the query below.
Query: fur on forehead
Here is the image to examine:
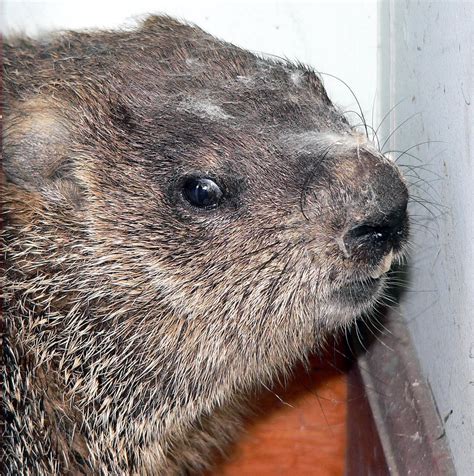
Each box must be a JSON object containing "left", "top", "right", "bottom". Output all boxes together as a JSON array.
[{"left": 3, "top": 15, "right": 352, "bottom": 177}]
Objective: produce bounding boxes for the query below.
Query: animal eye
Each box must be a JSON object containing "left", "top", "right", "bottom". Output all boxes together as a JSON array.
[{"left": 182, "top": 177, "right": 223, "bottom": 209}]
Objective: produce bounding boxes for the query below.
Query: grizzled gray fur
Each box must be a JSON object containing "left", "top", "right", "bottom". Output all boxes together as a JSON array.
[{"left": 2, "top": 16, "right": 409, "bottom": 475}]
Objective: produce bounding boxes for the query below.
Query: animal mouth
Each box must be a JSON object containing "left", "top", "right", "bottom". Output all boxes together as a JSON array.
[
  {"left": 334, "top": 276, "right": 383, "bottom": 305},
  {"left": 330, "top": 248, "right": 396, "bottom": 309}
]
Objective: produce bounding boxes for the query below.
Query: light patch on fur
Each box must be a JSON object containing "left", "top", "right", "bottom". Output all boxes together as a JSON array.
[
  {"left": 290, "top": 71, "right": 303, "bottom": 87},
  {"left": 282, "top": 131, "right": 383, "bottom": 160},
  {"left": 283, "top": 131, "right": 362, "bottom": 151},
  {"left": 235, "top": 75, "right": 253, "bottom": 85},
  {"left": 4, "top": 98, "right": 70, "bottom": 188},
  {"left": 185, "top": 57, "right": 202, "bottom": 68},
  {"left": 178, "top": 97, "right": 233, "bottom": 121}
]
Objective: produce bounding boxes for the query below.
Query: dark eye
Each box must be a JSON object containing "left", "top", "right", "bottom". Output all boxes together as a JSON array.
[{"left": 182, "top": 177, "right": 223, "bottom": 209}]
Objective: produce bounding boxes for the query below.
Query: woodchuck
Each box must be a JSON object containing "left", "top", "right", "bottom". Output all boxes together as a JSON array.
[{"left": 2, "top": 15, "right": 409, "bottom": 475}]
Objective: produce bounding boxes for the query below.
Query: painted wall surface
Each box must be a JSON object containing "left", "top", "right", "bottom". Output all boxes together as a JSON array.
[{"left": 379, "top": 2, "right": 473, "bottom": 474}]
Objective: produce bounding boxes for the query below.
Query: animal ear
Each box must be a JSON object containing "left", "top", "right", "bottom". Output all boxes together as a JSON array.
[{"left": 3, "top": 98, "right": 82, "bottom": 205}]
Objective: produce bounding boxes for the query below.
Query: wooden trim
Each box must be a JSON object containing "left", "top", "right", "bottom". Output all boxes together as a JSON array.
[
  {"left": 346, "top": 363, "right": 389, "bottom": 475},
  {"left": 216, "top": 349, "right": 348, "bottom": 475},
  {"left": 346, "top": 309, "right": 456, "bottom": 475}
]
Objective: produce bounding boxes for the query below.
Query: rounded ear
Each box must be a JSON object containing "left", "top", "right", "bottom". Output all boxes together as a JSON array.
[{"left": 3, "top": 98, "right": 83, "bottom": 206}]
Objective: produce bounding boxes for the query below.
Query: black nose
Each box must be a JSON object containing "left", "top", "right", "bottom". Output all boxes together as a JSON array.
[
  {"left": 343, "top": 201, "right": 408, "bottom": 263},
  {"left": 307, "top": 144, "right": 409, "bottom": 264}
]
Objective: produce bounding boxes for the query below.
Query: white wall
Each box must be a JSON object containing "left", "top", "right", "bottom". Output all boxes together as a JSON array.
[{"left": 379, "top": 2, "right": 474, "bottom": 474}]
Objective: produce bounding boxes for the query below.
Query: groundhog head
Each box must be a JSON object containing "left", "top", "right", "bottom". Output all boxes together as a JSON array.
[{"left": 3, "top": 15, "right": 409, "bottom": 473}]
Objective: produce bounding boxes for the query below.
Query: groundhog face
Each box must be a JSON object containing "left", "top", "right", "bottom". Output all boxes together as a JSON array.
[
  {"left": 4, "top": 15, "right": 408, "bottom": 374},
  {"left": 3, "top": 17, "right": 410, "bottom": 473}
]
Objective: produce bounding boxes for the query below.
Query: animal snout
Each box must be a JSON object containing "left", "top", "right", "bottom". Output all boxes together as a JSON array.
[{"left": 342, "top": 168, "right": 409, "bottom": 264}]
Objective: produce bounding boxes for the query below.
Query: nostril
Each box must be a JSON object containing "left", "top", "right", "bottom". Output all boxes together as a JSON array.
[
  {"left": 343, "top": 208, "right": 408, "bottom": 260},
  {"left": 348, "top": 223, "right": 390, "bottom": 243}
]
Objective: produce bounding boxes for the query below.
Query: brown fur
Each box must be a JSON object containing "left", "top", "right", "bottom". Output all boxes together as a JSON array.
[{"left": 2, "top": 16, "right": 409, "bottom": 474}]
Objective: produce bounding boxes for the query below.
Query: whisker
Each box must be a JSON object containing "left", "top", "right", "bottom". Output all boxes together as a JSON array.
[
  {"left": 374, "top": 98, "right": 408, "bottom": 140},
  {"left": 370, "top": 87, "right": 378, "bottom": 147},
  {"left": 393, "top": 140, "right": 445, "bottom": 162},
  {"left": 317, "top": 71, "right": 369, "bottom": 140},
  {"left": 380, "top": 112, "right": 422, "bottom": 152}
]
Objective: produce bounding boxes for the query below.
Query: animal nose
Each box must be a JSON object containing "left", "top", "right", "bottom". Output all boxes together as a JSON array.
[
  {"left": 306, "top": 143, "right": 410, "bottom": 264},
  {"left": 343, "top": 197, "right": 408, "bottom": 263}
]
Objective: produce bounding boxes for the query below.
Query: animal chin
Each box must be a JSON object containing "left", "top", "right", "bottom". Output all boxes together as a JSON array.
[
  {"left": 326, "top": 245, "right": 400, "bottom": 319},
  {"left": 328, "top": 275, "right": 385, "bottom": 318}
]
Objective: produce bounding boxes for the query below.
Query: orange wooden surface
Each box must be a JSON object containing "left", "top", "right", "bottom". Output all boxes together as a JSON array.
[{"left": 215, "top": 351, "right": 348, "bottom": 475}]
